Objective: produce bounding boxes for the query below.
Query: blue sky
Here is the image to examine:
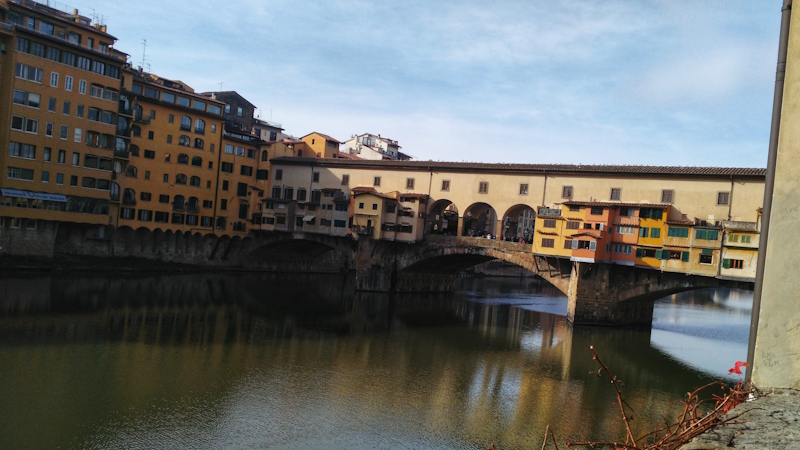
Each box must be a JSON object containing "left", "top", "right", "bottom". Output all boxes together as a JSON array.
[{"left": 66, "top": 1, "right": 779, "bottom": 166}]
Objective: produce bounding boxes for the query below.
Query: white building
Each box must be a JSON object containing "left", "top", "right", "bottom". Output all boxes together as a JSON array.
[{"left": 341, "top": 133, "right": 411, "bottom": 161}]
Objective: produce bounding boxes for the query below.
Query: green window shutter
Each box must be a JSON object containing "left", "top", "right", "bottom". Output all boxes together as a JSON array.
[
  {"left": 696, "top": 229, "right": 707, "bottom": 240},
  {"left": 708, "top": 230, "right": 719, "bottom": 240},
  {"left": 702, "top": 248, "right": 713, "bottom": 256},
  {"left": 682, "top": 228, "right": 689, "bottom": 238},
  {"left": 636, "top": 248, "right": 644, "bottom": 258},
  {"left": 639, "top": 227, "right": 648, "bottom": 238},
  {"left": 681, "top": 251, "right": 690, "bottom": 262},
  {"left": 651, "top": 228, "right": 661, "bottom": 239},
  {"left": 655, "top": 249, "right": 663, "bottom": 260},
  {"left": 723, "top": 258, "right": 730, "bottom": 269},
  {"left": 742, "top": 235, "right": 751, "bottom": 243},
  {"left": 667, "top": 227, "right": 675, "bottom": 237}
]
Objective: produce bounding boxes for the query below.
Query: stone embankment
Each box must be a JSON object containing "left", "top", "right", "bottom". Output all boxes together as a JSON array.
[{"left": 681, "top": 389, "right": 800, "bottom": 450}]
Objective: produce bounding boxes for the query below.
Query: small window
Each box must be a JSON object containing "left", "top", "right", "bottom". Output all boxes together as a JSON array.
[
  {"left": 590, "top": 207, "right": 603, "bottom": 215},
  {"left": 313, "top": 172, "right": 320, "bottom": 182},
  {"left": 717, "top": 192, "right": 730, "bottom": 206},
  {"left": 374, "top": 176, "right": 381, "bottom": 187},
  {"left": 406, "top": 178, "right": 415, "bottom": 189},
  {"left": 342, "top": 174, "right": 349, "bottom": 185},
  {"left": 661, "top": 189, "right": 674, "bottom": 204},
  {"left": 441, "top": 180, "right": 450, "bottom": 191},
  {"left": 478, "top": 181, "right": 488, "bottom": 194},
  {"left": 562, "top": 185, "right": 573, "bottom": 199},
  {"left": 519, "top": 184, "right": 528, "bottom": 195},
  {"left": 610, "top": 188, "right": 621, "bottom": 201}
]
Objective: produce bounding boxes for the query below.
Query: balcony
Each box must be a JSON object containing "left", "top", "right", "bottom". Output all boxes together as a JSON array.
[
  {"left": 172, "top": 204, "right": 185, "bottom": 212},
  {"left": 351, "top": 225, "right": 373, "bottom": 235},
  {"left": 537, "top": 207, "right": 562, "bottom": 218},
  {"left": 114, "top": 147, "right": 129, "bottom": 159},
  {"left": 133, "top": 115, "right": 151, "bottom": 124},
  {"left": 187, "top": 205, "right": 199, "bottom": 213}
]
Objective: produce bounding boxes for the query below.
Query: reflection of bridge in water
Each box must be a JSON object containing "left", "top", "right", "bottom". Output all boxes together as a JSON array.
[{"left": 0, "top": 272, "right": 733, "bottom": 447}]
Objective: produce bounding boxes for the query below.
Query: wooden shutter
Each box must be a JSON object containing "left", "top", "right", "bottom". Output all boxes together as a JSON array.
[
  {"left": 708, "top": 230, "right": 719, "bottom": 240},
  {"left": 723, "top": 258, "right": 730, "bottom": 269},
  {"left": 589, "top": 241, "right": 597, "bottom": 251},
  {"left": 702, "top": 248, "right": 713, "bottom": 255},
  {"left": 696, "top": 229, "right": 707, "bottom": 240},
  {"left": 636, "top": 248, "right": 644, "bottom": 258},
  {"left": 681, "top": 251, "right": 689, "bottom": 262},
  {"left": 655, "top": 249, "right": 663, "bottom": 260}
]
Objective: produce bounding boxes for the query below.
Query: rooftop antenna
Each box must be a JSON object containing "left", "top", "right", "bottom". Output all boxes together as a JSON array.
[
  {"left": 145, "top": 63, "right": 151, "bottom": 73},
  {"left": 270, "top": 109, "right": 273, "bottom": 121},
  {"left": 140, "top": 39, "right": 147, "bottom": 71},
  {"left": 218, "top": 81, "right": 225, "bottom": 91}
]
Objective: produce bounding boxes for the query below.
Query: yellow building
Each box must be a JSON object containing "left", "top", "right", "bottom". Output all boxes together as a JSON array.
[
  {"left": 720, "top": 218, "right": 760, "bottom": 281},
  {"left": 634, "top": 205, "right": 669, "bottom": 268},
  {"left": 351, "top": 187, "right": 395, "bottom": 240},
  {"left": 301, "top": 132, "right": 340, "bottom": 158},
  {"left": 115, "top": 69, "right": 225, "bottom": 233},
  {"left": 688, "top": 225, "right": 722, "bottom": 277},
  {"left": 215, "top": 132, "right": 266, "bottom": 234},
  {"left": 0, "top": 2, "right": 126, "bottom": 233},
  {"left": 661, "top": 220, "right": 693, "bottom": 273},
  {"left": 532, "top": 206, "right": 571, "bottom": 257}
]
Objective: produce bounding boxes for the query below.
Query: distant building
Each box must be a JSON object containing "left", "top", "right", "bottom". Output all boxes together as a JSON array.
[
  {"left": 252, "top": 117, "right": 284, "bottom": 142},
  {"left": 341, "top": 133, "right": 410, "bottom": 161},
  {"left": 301, "top": 132, "right": 341, "bottom": 158}
]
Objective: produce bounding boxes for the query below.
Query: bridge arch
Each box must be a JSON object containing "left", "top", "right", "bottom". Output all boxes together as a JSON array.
[
  {"left": 426, "top": 198, "right": 460, "bottom": 236},
  {"left": 461, "top": 202, "right": 497, "bottom": 238},
  {"left": 501, "top": 203, "right": 536, "bottom": 242}
]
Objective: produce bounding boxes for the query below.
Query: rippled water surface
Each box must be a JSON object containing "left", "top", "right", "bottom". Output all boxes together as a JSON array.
[{"left": 0, "top": 273, "right": 751, "bottom": 449}]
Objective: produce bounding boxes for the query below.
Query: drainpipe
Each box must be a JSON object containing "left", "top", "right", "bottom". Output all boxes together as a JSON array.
[
  {"left": 541, "top": 170, "right": 548, "bottom": 208},
  {"left": 747, "top": 0, "right": 792, "bottom": 381},
  {"left": 728, "top": 175, "right": 734, "bottom": 220}
]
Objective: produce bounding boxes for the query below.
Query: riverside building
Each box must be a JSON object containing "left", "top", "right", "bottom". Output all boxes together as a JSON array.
[{"left": 0, "top": 0, "right": 126, "bottom": 233}]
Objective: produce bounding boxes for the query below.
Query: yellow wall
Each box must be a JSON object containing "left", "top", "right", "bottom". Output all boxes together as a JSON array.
[{"left": 352, "top": 193, "right": 384, "bottom": 240}]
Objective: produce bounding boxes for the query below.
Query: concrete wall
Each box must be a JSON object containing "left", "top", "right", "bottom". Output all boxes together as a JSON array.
[{"left": 753, "top": 5, "right": 800, "bottom": 390}]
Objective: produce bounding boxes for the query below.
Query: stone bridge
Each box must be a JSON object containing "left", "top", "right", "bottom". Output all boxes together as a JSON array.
[
  {"left": 46, "top": 223, "right": 753, "bottom": 326},
  {"left": 351, "top": 234, "right": 753, "bottom": 325}
]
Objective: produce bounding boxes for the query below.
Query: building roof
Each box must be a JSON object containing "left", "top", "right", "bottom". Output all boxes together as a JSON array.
[
  {"left": 11, "top": 0, "right": 118, "bottom": 40},
  {"left": 270, "top": 157, "right": 766, "bottom": 178},
  {"left": 569, "top": 232, "right": 602, "bottom": 239},
  {"left": 199, "top": 91, "right": 257, "bottom": 108},
  {"left": 352, "top": 186, "right": 396, "bottom": 200},
  {"left": 302, "top": 132, "right": 342, "bottom": 144},
  {"left": 562, "top": 201, "right": 671, "bottom": 209},
  {"left": 337, "top": 152, "right": 361, "bottom": 160},
  {"left": 398, "top": 193, "right": 430, "bottom": 200},
  {"left": 666, "top": 218, "right": 695, "bottom": 226}
]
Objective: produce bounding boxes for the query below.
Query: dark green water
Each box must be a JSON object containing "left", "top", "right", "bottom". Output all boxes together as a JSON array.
[{"left": 0, "top": 273, "right": 751, "bottom": 449}]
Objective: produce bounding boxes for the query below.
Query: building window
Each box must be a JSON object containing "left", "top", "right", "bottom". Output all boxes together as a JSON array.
[
  {"left": 661, "top": 189, "right": 674, "bottom": 204},
  {"left": 406, "top": 178, "right": 415, "bottom": 189},
  {"left": 723, "top": 258, "right": 744, "bottom": 269},
  {"left": 374, "top": 176, "right": 381, "bottom": 187},
  {"left": 62, "top": 101, "right": 70, "bottom": 115},
  {"left": 696, "top": 229, "right": 719, "bottom": 240},
  {"left": 50, "top": 72, "right": 59, "bottom": 87},
  {"left": 65, "top": 76, "right": 73, "bottom": 91},
  {"left": 590, "top": 207, "right": 603, "bottom": 215},
  {"left": 441, "top": 180, "right": 450, "bottom": 191},
  {"left": 342, "top": 174, "right": 349, "bottom": 185},
  {"left": 543, "top": 219, "right": 556, "bottom": 228},
  {"left": 519, "top": 184, "right": 528, "bottom": 195},
  {"left": 195, "top": 119, "right": 205, "bottom": 134},
  {"left": 610, "top": 188, "right": 621, "bottom": 201},
  {"left": 566, "top": 221, "right": 580, "bottom": 230},
  {"left": 79, "top": 80, "right": 87, "bottom": 94},
  {"left": 639, "top": 227, "right": 649, "bottom": 238},
  {"left": 667, "top": 227, "right": 689, "bottom": 238},
  {"left": 562, "top": 185, "right": 573, "bottom": 199},
  {"left": 476, "top": 181, "right": 488, "bottom": 194},
  {"left": 541, "top": 238, "right": 555, "bottom": 248},
  {"left": 699, "top": 254, "right": 713, "bottom": 265},
  {"left": 717, "top": 192, "right": 730, "bottom": 205}
]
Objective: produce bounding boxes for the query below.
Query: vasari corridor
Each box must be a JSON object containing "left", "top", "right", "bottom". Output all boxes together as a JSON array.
[{"left": 0, "top": 1, "right": 798, "bottom": 449}]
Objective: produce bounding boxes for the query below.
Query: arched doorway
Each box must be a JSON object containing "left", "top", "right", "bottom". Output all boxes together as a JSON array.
[
  {"left": 502, "top": 204, "right": 537, "bottom": 243},
  {"left": 427, "top": 199, "right": 459, "bottom": 235},
  {"left": 461, "top": 202, "right": 497, "bottom": 238}
]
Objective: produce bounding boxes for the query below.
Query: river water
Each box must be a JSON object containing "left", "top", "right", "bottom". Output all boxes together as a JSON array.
[{"left": 0, "top": 273, "right": 751, "bottom": 449}]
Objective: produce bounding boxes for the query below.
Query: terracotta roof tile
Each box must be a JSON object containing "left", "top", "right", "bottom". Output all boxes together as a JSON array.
[
  {"left": 563, "top": 201, "right": 671, "bottom": 208},
  {"left": 270, "top": 157, "right": 766, "bottom": 177},
  {"left": 569, "top": 232, "right": 603, "bottom": 239}
]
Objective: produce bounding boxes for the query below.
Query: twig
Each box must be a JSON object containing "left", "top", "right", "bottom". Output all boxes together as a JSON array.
[{"left": 589, "top": 345, "right": 637, "bottom": 446}]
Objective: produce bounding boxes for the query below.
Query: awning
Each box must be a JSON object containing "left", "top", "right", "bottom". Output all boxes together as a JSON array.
[
  {"left": 302, "top": 215, "right": 315, "bottom": 222},
  {"left": 1, "top": 188, "right": 67, "bottom": 203}
]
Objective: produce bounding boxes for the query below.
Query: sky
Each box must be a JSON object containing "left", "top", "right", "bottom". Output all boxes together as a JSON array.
[{"left": 60, "top": 0, "right": 780, "bottom": 167}]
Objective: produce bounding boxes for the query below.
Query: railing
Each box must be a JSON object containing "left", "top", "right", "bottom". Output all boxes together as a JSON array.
[
  {"left": 187, "top": 205, "right": 199, "bottom": 213},
  {"left": 426, "top": 234, "right": 532, "bottom": 252},
  {"left": 351, "top": 225, "right": 373, "bottom": 235},
  {"left": 133, "top": 116, "right": 151, "bottom": 124}
]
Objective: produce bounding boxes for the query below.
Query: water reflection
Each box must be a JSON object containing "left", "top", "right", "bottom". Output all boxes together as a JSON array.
[{"left": 0, "top": 273, "right": 750, "bottom": 450}]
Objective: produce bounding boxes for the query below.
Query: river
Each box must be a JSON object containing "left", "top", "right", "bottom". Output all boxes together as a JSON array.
[{"left": 0, "top": 273, "right": 751, "bottom": 449}]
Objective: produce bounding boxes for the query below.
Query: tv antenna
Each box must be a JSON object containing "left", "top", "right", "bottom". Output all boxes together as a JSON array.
[
  {"left": 218, "top": 81, "right": 225, "bottom": 90},
  {"left": 140, "top": 39, "right": 147, "bottom": 70}
]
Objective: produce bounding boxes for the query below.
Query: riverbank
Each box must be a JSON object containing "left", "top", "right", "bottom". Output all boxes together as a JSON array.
[{"left": 681, "top": 389, "right": 800, "bottom": 449}]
